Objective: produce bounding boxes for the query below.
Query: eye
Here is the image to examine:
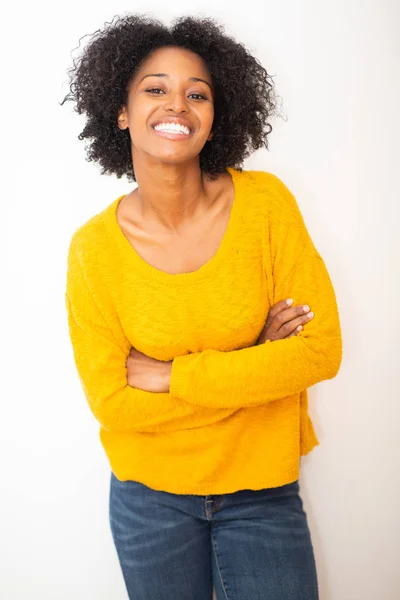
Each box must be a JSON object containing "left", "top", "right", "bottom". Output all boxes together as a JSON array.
[
  {"left": 145, "top": 89, "right": 207, "bottom": 100},
  {"left": 189, "top": 93, "right": 207, "bottom": 100}
]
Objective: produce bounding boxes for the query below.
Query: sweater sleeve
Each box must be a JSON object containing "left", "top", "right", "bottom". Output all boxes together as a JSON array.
[
  {"left": 169, "top": 173, "right": 343, "bottom": 409},
  {"left": 65, "top": 240, "right": 237, "bottom": 433}
]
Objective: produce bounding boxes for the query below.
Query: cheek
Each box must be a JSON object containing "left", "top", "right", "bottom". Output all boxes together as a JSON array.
[
  {"left": 128, "top": 98, "right": 153, "bottom": 128},
  {"left": 202, "top": 105, "right": 214, "bottom": 130},
  {"left": 190, "top": 105, "right": 214, "bottom": 136}
]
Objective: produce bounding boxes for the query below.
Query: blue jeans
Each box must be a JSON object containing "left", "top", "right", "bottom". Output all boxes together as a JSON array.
[{"left": 109, "top": 472, "right": 319, "bottom": 599}]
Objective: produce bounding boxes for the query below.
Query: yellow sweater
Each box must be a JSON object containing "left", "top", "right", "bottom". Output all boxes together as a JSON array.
[{"left": 65, "top": 167, "right": 342, "bottom": 494}]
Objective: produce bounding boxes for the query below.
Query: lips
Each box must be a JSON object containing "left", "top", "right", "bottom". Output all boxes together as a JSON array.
[{"left": 152, "top": 128, "right": 192, "bottom": 141}]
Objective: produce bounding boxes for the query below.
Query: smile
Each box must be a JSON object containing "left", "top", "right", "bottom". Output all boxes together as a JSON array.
[{"left": 154, "top": 122, "right": 191, "bottom": 135}]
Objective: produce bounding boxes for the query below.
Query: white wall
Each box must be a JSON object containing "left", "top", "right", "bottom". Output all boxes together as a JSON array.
[{"left": 2, "top": 1, "right": 399, "bottom": 598}]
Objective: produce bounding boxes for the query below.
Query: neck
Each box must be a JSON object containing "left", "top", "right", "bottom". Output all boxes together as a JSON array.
[{"left": 132, "top": 159, "right": 212, "bottom": 231}]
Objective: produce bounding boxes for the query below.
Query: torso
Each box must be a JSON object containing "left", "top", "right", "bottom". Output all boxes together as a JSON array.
[{"left": 116, "top": 170, "right": 234, "bottom": 275}]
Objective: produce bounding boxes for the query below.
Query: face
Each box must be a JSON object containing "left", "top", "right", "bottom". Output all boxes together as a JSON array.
[{"left": 118, "top": 46, "right": 214, "bottom": 168}]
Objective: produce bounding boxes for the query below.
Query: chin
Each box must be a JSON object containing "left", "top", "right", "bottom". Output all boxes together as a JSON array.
[{"left": 151, "top": 151, "right": 201, "bottom": 165}]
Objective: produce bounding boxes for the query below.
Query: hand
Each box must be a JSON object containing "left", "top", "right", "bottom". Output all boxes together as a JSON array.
[
  {"left": 256, "top": 299, "right": 314, "bottom": 345},
  {"left": 126, "top": 348, "right": 172, "bottom": 393}
]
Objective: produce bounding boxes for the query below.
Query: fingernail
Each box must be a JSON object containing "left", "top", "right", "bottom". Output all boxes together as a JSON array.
[
  {"left": 303, "top": 305, "right": 310, "bottom": 312},
  {"left": 286, "top": 299, "right": 294, "bottom": 306}
]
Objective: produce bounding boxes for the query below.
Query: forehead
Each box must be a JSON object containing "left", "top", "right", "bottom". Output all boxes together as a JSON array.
[{"left": 135, "top": 46, "right": 210, "bottom": 79}]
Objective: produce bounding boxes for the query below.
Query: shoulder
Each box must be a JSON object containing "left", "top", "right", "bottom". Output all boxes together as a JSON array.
[
  {"left": 233, "top": 169, "right": 317, "bottom": 257},
  {"left": 231, "top": 167, "right": 293, "bottom": 198},
  {"left": 232, "top": 167, "right": 300, "bottom": 217},
  {"left": 66, "top": 196, "right": 121, "bottom": 266}
]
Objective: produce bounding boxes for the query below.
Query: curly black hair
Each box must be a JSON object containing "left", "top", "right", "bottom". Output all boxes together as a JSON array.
[{"left": 61, "top": 13, "right": 279, "bottom": 182}]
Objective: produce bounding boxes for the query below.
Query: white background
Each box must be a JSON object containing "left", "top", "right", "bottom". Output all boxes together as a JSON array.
[{"left": 2, "top": 1, "right": 399, "bottom": 598}]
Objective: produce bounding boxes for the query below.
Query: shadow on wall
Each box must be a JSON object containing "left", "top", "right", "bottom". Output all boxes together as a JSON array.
[{"left": 300, "top": 387, "right": 330, "bottom": 600}]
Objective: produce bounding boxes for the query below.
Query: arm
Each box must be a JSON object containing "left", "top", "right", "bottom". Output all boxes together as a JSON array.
[
  {"left": 169, "top": 174, "right": 343, "bottom": 409},
  {"left": 65, "top": 242, "right": 237, "bottom": 433}
]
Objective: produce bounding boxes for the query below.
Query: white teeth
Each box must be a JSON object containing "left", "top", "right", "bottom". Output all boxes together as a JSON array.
[{"left": 154, "top": 122, "right": 190, "bottom": 135}]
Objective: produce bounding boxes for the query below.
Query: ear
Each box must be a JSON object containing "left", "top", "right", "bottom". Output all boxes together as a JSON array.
[
  {"left": 118, "top": 107, "right": 128, "bottom": 130},
  {"left": 207, "top": 130, "right": 214, "bottom": 142}
]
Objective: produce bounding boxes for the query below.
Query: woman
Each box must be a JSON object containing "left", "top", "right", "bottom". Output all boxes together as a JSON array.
[{"left": 63, "top": 14, "right": 342, "bottom": 600}]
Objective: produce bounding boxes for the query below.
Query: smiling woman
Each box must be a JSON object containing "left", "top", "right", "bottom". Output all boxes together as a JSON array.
[
  {"left": 62, "top": 13, "right": 341, "bottom": 600},
  {"left": 61, "top": 14, "right": 276, "bottom": 181}
]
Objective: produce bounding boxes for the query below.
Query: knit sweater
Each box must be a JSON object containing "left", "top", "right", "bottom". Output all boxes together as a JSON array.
[{"left": 65, "top": 167, "right": 342, "bottom": 494}]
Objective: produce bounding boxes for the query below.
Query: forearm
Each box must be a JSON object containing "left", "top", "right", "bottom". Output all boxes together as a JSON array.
[
  {"left": 169, "top": 247, "right": 342, "bottom": 409},
  {"left": 93, "top": 382, "right": 237, "bottom": 433},
  {"left": 170, "top": 327, "right": 341, "bottom": 409},
  {"left": 66, "top": 293, "right": 237, "bottom": 433}
]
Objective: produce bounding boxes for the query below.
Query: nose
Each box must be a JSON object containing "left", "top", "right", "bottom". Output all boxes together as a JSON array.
[{"left": 164, "top": 91, "right": 188, "bottom": 113}]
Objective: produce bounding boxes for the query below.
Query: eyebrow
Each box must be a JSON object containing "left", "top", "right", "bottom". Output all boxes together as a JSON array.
[{"left": 140, "top": 73, "right": 212, "bottom": 92}]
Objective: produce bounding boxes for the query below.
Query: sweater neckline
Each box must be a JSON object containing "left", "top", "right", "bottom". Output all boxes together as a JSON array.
[{"left": 106, "top": 166, "right": 243, "bottom": 284}]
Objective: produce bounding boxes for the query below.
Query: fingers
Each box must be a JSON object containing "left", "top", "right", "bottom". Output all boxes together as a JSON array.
[
  {"left": 285, "top": 330, "right": 298, "bottom": 338},
  {"left": 257, "top": 300, "right": 314, "bottom": 344},
  {"left": 268, "top": 300, "right": 313, "bottom": 335},
  {"left": 280, "top": 311, "right": 314, "bottom": 338},
  {"left": 285, "top": 320, "right": 307, "bottom": 338},
  {"left": 267, "top": 298, "right": 294, "bottom": 324}
]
